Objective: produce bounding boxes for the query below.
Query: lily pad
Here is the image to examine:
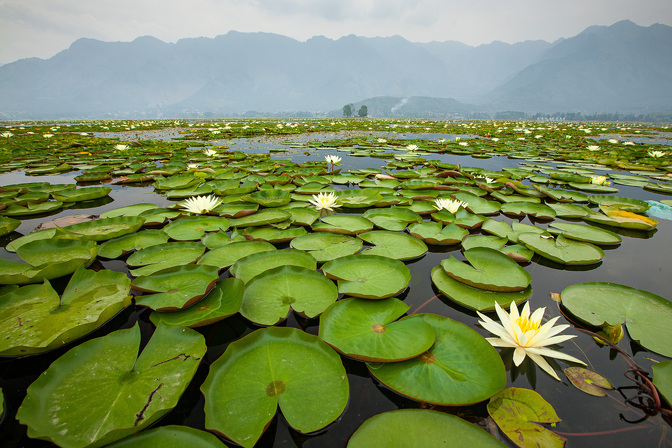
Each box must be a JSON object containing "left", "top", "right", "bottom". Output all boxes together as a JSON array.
[
  {"left": 202, "top": 327, "right": 348, "bottom": 448},
  {"left": 564, "top": 367, "right": 613, "bottom": 397},
  {"left": 518, "top": 233, "right": 604, "bottom": 265},
  {"left": 198, "top": 240, "right": 276, "bottom": 269},
  {"left": 548, "top": 222, "right": 621, "bottom": 245},
  {"left": 652, "top": 361, "right": 672, "bottom": 407},
  {"left": 347, "top": 409, "right": 505, "bottom": 448},
  {"left": 59, "top": 216, "right": 145, "bottom": 242},
  {"left": 0, "top": 216, "right": 20, "bottom": 236},
  {"left": 163, "top": 215, "right": 230, "bottom": 241},
  {"left": 242, "top": 189, "right": 292, "bottom": 207},
  {"left": 17, "top": 324, "right": 206, "bottom": 448},
  {"left": 3, "top": 200, "right": 63, "bottom": 216},
  {"left": 561, "top": 282, "right": 672, "bottom": 357},
  {"left": 290, "top": 232, "right": 362, "bottom": 262},
  {"left": 368, "top": 313, "right": 506, "bottom": 405},
  {"left": 431, "top": 266, "right": 531, "bottom": 311},
  {"left": 106, "top": 426, "right": 226, "bottom": 448},
  {"left": 0, "top": 266, "right": 131, "bottom": 356},
  {"left": 312, "top": 214, "right": 374, "bottom": 235},
  {"left": 321, "top": 254, "right": 411, "bottom": 299},
  {"left": 241, "top": 265, "right": 338, "bottom": 325},
  {"left": 150, "top": 278, "right": 244, "bottom": 328},
  {"left": 127, "top": 241, "right": 206, "bottom": 277},
  {"left": 100, "top": 203, "right": 159, "bottom": 219},
  {"left": 52, "top": 186, "right": 112, "bottom": 202},
  {"left": 588, "top": 195, "right": 650, "bottom": 213},
  {"left": 319, "top": 297, "right": 435, "bottom": 362},
  {"left": 230, "top": 209, "right": 291, "bottom": 227},
  {"left": 487, "top": 387, "right": 565, "bottom": 448},
  {"left": 230, "top": 249, "right": 317, "bottom": 284},
  {"left": 358, "top": 230, "right": 428, "bottom": 260},
  {"left": 408, "top": 221, "right": 469, "bottom": 245},
  {"left": 132, "top": 264, "right": 220, "bottom": 311},
  {"left": 440, "top": 247, "right": 531, "bottom": 292},
  {"left": 98, "top": 230, "right": 170, "bottom": 259},
  {"left": 363, "top": 207, "right": 423, "bottom": 231},
  {"left": 242, "top": 225, "right": 307, "bottom": 243},
  {"left": 500, "top": 202, "right": 556, "bottom": 220}
]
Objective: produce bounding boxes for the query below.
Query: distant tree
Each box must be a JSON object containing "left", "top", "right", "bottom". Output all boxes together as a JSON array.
[
  {"left": 343, "top": 104, "right": 353, "bottom": 117},
  {"left": 357, "top": 105, "right": 368, "bottom": 117}
]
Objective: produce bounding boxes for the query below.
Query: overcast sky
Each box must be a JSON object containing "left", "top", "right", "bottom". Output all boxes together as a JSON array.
[{"left": 1, "top": 0, "right": 670, "bottom": 65}]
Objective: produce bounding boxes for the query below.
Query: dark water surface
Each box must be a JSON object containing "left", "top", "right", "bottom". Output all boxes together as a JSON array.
[{"left": 1, "top": 132, "right": 671, "bottom": 447}]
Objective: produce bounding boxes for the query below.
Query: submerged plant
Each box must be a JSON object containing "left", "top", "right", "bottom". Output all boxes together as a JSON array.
[
  {"left": 477, "top": 301, "right": 585, "bottom": 381},
  {"left": 433, "top": 198, "right": 467, "bottom": 214},
  {"left": 180, "top": 195, "right": 223, "bottom": 214}
]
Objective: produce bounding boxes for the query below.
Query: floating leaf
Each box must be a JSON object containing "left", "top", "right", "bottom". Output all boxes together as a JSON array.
[
  {"left": 230, "top": 249, "right": 317, "bottom": 284},
  {"left": 51, "top": 186, "right": 111, "bottom": 202},
  {"left": 312, "top": 214, "right": 374, "bottom": 235},
  {"left": 106, "top": 425, "right": 226, "bottom": 448},
  {"left": 132, "top": 264, "right": 220, "bottom": 311},
  {"left": 198, "top": 240, "right": 276, "bottom": 269},
  {"left": 290, "top": 232, "right": 362, "bottom": 262},
  {"left": 163, "top": 215, "right": 230, "bottom": 241},
  {"left": 358, "top": 230, "right": 428, "bottom": 260},
  {"left": 127, "top": 242, "right": 206, "bottom": 277},
  {"left": 548, "top": 222, "right": 621, "bottom": 245},
  {"left": 321, "top": 254, "right": 410, "bottom": 299},
  {"left": 98, "top": 229, "right": 169, "bottom": 259},
  {"left": 518, "top": 233, "right": 604, "bottom": 265},
  {"left": 564, "top": 367, "right": 613, "bottom": 397},
  {"left": 440, "top": 247, "right": 531, "bottom": 292},
  {"left": 408, "top": 221, "right": 469, "bottom": 245},
  {"left": 652, "top": 361, "right": 672, "bottom": 407}
]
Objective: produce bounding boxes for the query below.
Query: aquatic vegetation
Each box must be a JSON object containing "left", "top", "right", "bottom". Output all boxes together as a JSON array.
[
  {"left": 309, "top": 191, "right": 340, "bottom": 211},
  {"left": 179, "top": 194, "right": 223, "bottom": 214},
  {"left": 434, "top": 197, "right": 467, "bottom": 213}
]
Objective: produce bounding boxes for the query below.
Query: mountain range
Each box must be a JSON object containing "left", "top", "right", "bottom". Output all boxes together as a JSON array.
[{"left": 1, "top": 20, "right": 671, "bottom": 120}]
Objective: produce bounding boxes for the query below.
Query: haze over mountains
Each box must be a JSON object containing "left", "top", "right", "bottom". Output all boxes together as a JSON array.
[{"left": 1, "top": 20, "right": 670, "bottom": 120}]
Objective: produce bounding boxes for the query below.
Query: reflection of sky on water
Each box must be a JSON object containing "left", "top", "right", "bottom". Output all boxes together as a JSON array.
[{"left": 1, "top": 130, "right": 671, "bottom": 447}]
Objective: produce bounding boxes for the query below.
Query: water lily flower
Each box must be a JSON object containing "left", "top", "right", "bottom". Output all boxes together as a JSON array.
[
  {"left": 587, "top": 145, "right": 600, "bottom": 151},
  {"left": 325, "top": 155, "right": 342, "bottom": 166},
  {"left": 608, "top": 139, "right": 619, "bottom": 144},
  {"left": 203, "top": 149, "right": 218, "bottom": 157},
  {"left": 433, "top": 198, "right": 467, "bottom": 214},
  {"left": 309, "top": 192, "right": 340, "bottom": 211},
  {"left": 648, "top": 150, "right": 667, "bottom": 158},
  {"left": 180, "top": 195, "right": 223, "bottom": 214},
  {"left": 187, "top": 163, "right": 199, "bottom": 169},
  {"left": 458, "top": 141, "right": 469, "bottom": 146},
  {"left": 477, "top": 176, "right": 495, "bottom": 184},
  {"left": 591, "top": 175, "right": 610, "bottom": 186},
  {"left": 623, "top": 141, "right": 635, "bottom": 146},
  {"left": 477, "top": 301, "right": 585, "bottom": 381},
  {"left": 377, "top": 138, "right": 387, "bottom": 144},
  {"left": 438, "top": 138, "right": 446, "bottom": 143},
  {"left": 114, "top": 144, "right": 129, "bottom": 151},
  {"left": 43, "top": 133, "right": 54, "bottom": 138},
  {"left": 406, "top": 144, "right": 419, "bottom": 151},
  {"left": 1, "top": 131, "right": 13, "bottom": 138}
]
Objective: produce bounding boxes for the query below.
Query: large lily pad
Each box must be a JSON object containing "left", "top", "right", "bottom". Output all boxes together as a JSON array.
[
  {"left": 321, "top": 254, "right": 411, "bottom": 299},
  {"left": 98, "top": 230, "right": 170, "bottom": 259},
  {"left": 17, "top": 324, "right": 205, "bottom": 448},
  {"left": 0, "top": 266, "right": 131, "bottom": 356},
  {"left": 588, "top": 195, "right": 650, "bottom": 213},
  {"left": 347, "top": 409, "right": 505, "bottom": 448},
  {"left": 150, "top": 278, "right": 244, "bottom": 328},
  {"left": 230, "top": 249, "right": 317, "bottom": 284},
  {"left": 106, "top": 426, "right": 226, "bottom": 448},
  {"left": 440, "top": 247, "right": 531, "bottom": 292},
  {"left": 358, "top": 230, "right": 428, "bottom": 260},
  {"left": 431, "top": 266, "right": 531, "bottom": 311},
  {"left": 312, "top": 214, "right": 374, "bottom": 235},
  {"left": 57, "top": 216, "right": 145, "bottom": 242},
  {"left": 202, "top": 327, "right": 349, "bottom": 448},
  {"left": 241, "top": 265, "right": 338, "bottom": 325},
  {"left": 242, "top": 225, "right": 307, "bottom": 243},
  {"left": 368, "top": 313, "right": 506, "bottom": 405},
  {"left": 518, "top": 233, "right": 604, "bottom": 265},
  {"left": 229, "top": 209, "right": 291, "bottom": 227},
  {"left": 198, "top": 240, "right": 276, "bottom": 269},
  {"left": 363, "top": 207, "right": 423, "bottom": 231},
  {"left": 561, "top": 282, "right": 672, "bottom": 357},
  {"left": 132, "top": 264, "right": 220, "bottom": 311},
  {"left": 52, "top": 186, "right": 111, "bottom": 202},
  {"left": 548, "top": 222, "right": 622, "bottom": 245},
  {"left": 290, "top": 232, "right": 362, "bottom": 262},
  {"left": 242, "top": 189, "right": 292, "bottom": 207},
  {"left": 163, "top": 215, "right": 230, "bottom": 241},
  {"left": 652, "top": 361, "right": 672, "bottom": 407},
  {"left": 126, "top": 242, "right": 206, "bottom": 277},
  {"left": 408, "top": 221, "right": 469, "bottom": 245},
  {"left": 319, "top": 297, "right": 435, "bottom": 362},
  {"left": 0, "top": 216, "right": 20, "bottom": 236}
]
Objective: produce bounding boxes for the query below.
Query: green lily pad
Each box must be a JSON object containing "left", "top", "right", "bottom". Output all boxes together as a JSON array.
[
  {"left": 198, "top": 240, "right": 276, "bottom": 269},
  {"left": 242, "top": 225, "right": 307, "bottom": 243},
  {"left": 3, "top": 200, "right": 64, "bottom": 216},
  {"left": 440, "top": 247, "right": 531, "bottom": 292},
  {"left": 567, "top": 182, "right": 618, "bottom": 193},
  {"left": 347, "top": 409, "right": 505, "bottom": 448},
  {"left": 17, "top": 323, "right": 205, "bottom": 448},
  {"left": 319, "top": 297, "right": 435, "bottom": 362},
  {"left": 408, "top": 221, "right": 469, "bottom": 245},
  {"left": 431, "top": 266, "right": 532, "bottom": 311},
  {"left": 452, "top": 191, "right": 501, "bottom": 215},
  {"left": 500, "top": 202, "right": 556, "bottom": 219},
  {"left": 230, "top": 249, "right": 317, "bottom": 284},
  {"left": 229, "top": 209, "right": 292, "bottom": 227},
  {"left": 561, "top": 282, "right": 672, "bottom": 357},
  {"left": 321, "top": 254, "right": 411, "bottom": 299},
  {"left": 358, "top": 230, "right": 428, "bottom": 260},
  {"left": 163, "top": 215, "right": 230, "bottom": 241},
  {"left": 487, "top": 387, "right": 565, "bottom": 448},
  {"left": 461, "top": 235, "right": 507, "bottom": 251},
  {"left": 453, "top": 208, "right": 486, "bottom": 229},
  {"left": 368, "top": 313, "right": 506, "bottom": 405},
  {"left": 150, "top": 278, "right": 244, "bottom": 328},
  {"left": 363, "top": 207, "right": 423, "bottom": 231},
  {"left": 52, "top": 186, "right": 112, "bottom": 202},
  {"left": 336, "top": 189, "right": 384, "bottom": 208},
  {"left": 127, "top": 242, "right": 206, "bottom": 277},
  {"left": 546, "top": 202, "right": 590, "bottom": 218},
  {"left": 0, "top": 216, "right": 20, "bottom": 236},
  {"left": 58, "top": 216, "right": 145, "bottom": 242},
  {"left": 202, "top": 327, "right": 348, "bottom": 448},
  {"left": 100, "top": 203, "right": 159, "bottom": 218},
  {"left": 548, "top": 222, "right": 622, "bottom": 245},
  {"left": 241, "top": 265, "right": 338, "bottom": 325},
  {"left": 312, "top": 214, "right": 374, "bottom": 235},
  {"left": 0, "top": 266, "right": 131, "bottom": 356},
  {"left": 533, "top": 185, "right": 589, "bottom": 202},
  {"left": 518, "top": 233, "right": 604, "bottom": 265},
  {"left": 98, "top": 229, "right": 170, "bottom": 259},
  {"left": 153, "top": 173, "right": 200, "bottom": 190},
  {"left": 652, "top": 361, "right": 672, "bottom": 407},
  {"left": 290, "top": 232, "right": 362, "bottom": 262},
  {"left": 564, "top": 367, "right": 613, "bottom": 397},
  {"left": 584, "top": 205, "right": 659, "bottom": 231},
  {"left": 132, "top": 264, "right": 220, "bottom": 311},
  {"left": 242, "top": 189, "right": 292, "bottom": 207},
  {"left": 106, "top": 425, "right": 226, "bottom": 448},
  {"left": 588, "top": 195, "right": 650, "bottom": 213}
]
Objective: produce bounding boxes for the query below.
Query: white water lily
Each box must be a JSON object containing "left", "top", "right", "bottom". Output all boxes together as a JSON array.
[
  {"left": 180, "top": 195, "right": 223, "bottom": 214},
  {"left": 406, "top": 144, "right": 419, "bottom": 151},
  {"left": 587, "top": 145, "right": 600, "bottom": 151},
  {"left": 477, "top": 301, "right": 585, "bottom": 381},
  {"left": 187, "top": 163, "right": 199, "bottom": 169},
  {"left": 1, "top": 131, "right": 13, "bottom": 138},
  {"left": 648, "top": 150, "right": 667, "bottom": 158},
  {"left": 43, "top": 133, "right": 54, "bottom": 138},
  {"left": 325, "top": 155, "right": 342, "bottom": 165},
  {"left": 309, "top": 191, "right": 340, "bottom": 211},
  {"left": 377, "top": 138, "right": 387, "bottom": 144},
  {"left": 591, "top": 175, "right": 610, "bottom": 186},
  {"left": 433, "top": 198, "right": 467, "bottom": 214},
  {"left": 477, "top": 176, "right": 495, "bottom": 184},
  {"left": 438, "top": 138, "right": 446, "bottom": 143},
  {"left": 608, "top": 139, "right": 619, "bottom": 144},
  {"left": 114, "top": 144, "right": 129, "bottom": 151},
  {"left": 203, "top": 149, "right": 218, "bottom": 157}
]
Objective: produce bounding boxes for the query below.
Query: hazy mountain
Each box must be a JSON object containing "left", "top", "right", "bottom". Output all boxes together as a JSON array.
[{"left": 0, "top": 20, "right": 670, "bottom": 119}]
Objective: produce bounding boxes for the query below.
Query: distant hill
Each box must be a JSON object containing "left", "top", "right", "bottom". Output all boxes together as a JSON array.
[{"left": 0, "top": 20, "right": 670, "bottom": 119}]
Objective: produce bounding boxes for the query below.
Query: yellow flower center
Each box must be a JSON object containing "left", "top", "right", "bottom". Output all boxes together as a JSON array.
[{"left": 516, "top": 314, "right": 540, "bottom": 334}]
